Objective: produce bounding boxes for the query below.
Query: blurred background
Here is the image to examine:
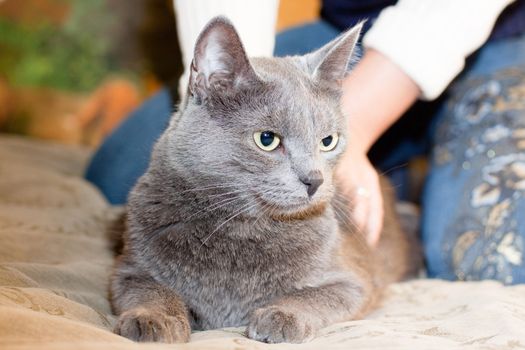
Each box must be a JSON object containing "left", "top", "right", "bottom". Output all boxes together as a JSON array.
[{"left": 0, "top": 0, "right": 319, "bottom": 147}]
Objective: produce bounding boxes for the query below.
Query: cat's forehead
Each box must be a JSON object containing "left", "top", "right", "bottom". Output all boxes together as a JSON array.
[
  {"left": 229, "top": 57, "right": 343, "bottom": 141},
  {"left": 250, "top": 57, "right": 340, "bottom": 112},
  {"left": 251, "top": 57, "right": 315, "bottom": 93},
  {"left": 253, "top": 56, "right": 342, "bottom": 113}
]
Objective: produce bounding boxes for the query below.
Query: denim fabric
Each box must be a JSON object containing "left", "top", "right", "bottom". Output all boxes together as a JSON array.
[
  {"left": 85, "top": 90, "right": 173, "bottom": 204},
  {"left": 274, "top": 20, "right": 340, "bottom": 57},
  {"left": 422, "top": 34, "right": 525, "bottom": 284}
]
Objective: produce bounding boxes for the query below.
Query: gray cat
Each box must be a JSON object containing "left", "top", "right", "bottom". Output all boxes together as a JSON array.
[{"left": 111, "top": 17, "right": 421, "bottom": 344}]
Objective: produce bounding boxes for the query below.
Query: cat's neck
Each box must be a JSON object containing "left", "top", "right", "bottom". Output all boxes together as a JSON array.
[{"left": 128, "top": 165, "right": 339, "bottom": 248}]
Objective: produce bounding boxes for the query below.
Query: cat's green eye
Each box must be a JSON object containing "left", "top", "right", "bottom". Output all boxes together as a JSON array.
[
  {"left": 320, "top": 133, "right": 339, "bottom": 152},
  {"left": 254, "top": 131, "right": 281, "bottom": 151}
]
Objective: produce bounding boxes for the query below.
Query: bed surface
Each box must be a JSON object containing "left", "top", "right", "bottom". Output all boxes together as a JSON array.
[{"left": 1, "top": 135, "right": 524, "bottom": 350}]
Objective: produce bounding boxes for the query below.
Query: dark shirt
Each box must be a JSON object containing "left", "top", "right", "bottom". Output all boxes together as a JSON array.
[{"left": 321, "top": 0, "right": 525, "bottom": 41}]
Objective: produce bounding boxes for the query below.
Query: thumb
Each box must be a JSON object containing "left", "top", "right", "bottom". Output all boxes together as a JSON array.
[{"left": 365, "top": 176, "right": 384, "bottom": 246}]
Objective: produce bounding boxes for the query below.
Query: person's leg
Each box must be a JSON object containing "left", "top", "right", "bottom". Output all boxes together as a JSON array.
[
  {"left": 85, "top": 89, "right": 173, "bottom": 204},
  {"left": 274, "top": 20, "right": 340, "bottom": 57},
  {"left": 422, "top": 34, "right": 525, "bottom": 284}
]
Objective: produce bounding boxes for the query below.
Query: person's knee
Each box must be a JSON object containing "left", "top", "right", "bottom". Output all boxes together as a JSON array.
[
  {"left": 425, "top": 67, "right": 525, "bottom": 284},
  {"left": 426, "top": 151, "right": 525, "bottom": 284}
]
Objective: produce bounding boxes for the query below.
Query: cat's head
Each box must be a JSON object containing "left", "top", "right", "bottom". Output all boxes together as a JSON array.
[{"left": 162, "top": 16, "right": 361, "bottom": 220}]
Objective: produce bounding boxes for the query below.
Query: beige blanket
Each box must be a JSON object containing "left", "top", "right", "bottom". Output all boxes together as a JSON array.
[{"left": 1, "top": 135, "right": 524, "bottom": 350}]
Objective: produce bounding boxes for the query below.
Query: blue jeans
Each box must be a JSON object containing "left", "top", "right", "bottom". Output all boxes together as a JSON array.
[
  {"left": 85, "top": 21, "right": 525, "bottom": 284},
  {"left": 85, "top": 89, "right": 173, "bottom": 204},
  {"left": 422, "top": 34, "right": 525, "bottom": 284}
]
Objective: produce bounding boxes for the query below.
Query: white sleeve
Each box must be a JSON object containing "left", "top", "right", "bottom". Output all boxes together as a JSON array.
[
  {"left": 363, "top": 0, "right": 516, "bottom": 100},
  {"left": 173, "top": 0, "right": 279, "bottom": 97}
]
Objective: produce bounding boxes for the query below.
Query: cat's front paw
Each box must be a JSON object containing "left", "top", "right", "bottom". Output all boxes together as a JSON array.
[
  {"left": 246, "top": 306, "right": 317, "bottom": 343},
  {"left": 115, "top": 307, "right": 190, "bottom": 343}
]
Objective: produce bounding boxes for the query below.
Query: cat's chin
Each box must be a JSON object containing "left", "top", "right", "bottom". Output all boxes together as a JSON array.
[{"left": 267, "top": 201, "right": 328, "bottom": 221}]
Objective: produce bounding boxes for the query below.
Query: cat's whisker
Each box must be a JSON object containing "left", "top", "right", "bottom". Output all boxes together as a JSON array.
[
  {"left": 186, "top": 187, "right": 275, "bottom": 223},
  {"left": 201, "top": 200, "right": 260, "bottom": 245},
  {"left": 332, "top": 204, "right": 347, "bottom": 226},
  {"left": 378, "top": 163, "right": 408, "bottom": 177},
  {"left": 332, "top": 193, "right": 406, "bottom": 259},
  {"left": 331, "top": 201, "right": 354, "bottom": 229},
  {"left": 185, "top": 194, "right": 250, "bottom": 221},
  {"left": 334, "top": 206, "right": 360, "bottom": 234},
  {"left": 183, "top": 185, "right": 247, "bottom": 194},
  {"left": 179, "top": 184, "right": 244, "bottom": 195},
  {"left": 253, "top": 200, "right": 274, "bottom": 226},
  {"left": 140, "top": 184, "right": 254, "bottom": 204},
  {"left": 142, "top": 183, "right": 247, "bottom": 198},
  {"left": 331, "top": 195, "right": 362, "bottom": 233},
  {"left": 331, "top": 197, "right": 388, "bottom": 256},
  {"left": 207, "top": 188, "right": 251, "bottom": 199}
]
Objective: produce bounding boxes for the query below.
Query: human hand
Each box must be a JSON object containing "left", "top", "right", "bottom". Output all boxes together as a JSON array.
[
  {"left": 337, "top": 49, "right": 419, "bottom": 246},
  {"left": 335, "top": 146, "right": 384, "bottom": 246}
]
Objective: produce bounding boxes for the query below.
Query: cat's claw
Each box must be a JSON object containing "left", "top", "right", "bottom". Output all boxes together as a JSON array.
[
  {"left": 246, "top": 306, "right": 316, "bottom": 343},
  {"left": 115, "top": 307, "right": 190, "bottom": 343}
]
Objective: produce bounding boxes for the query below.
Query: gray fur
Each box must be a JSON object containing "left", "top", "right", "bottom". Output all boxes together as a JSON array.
[{"left": 111, "top": 17, "right": 419, "bottom": 344}]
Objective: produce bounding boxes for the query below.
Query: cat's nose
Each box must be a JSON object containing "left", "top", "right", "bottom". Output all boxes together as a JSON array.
[{"left": 300, "top": 171, "right": 324, "bottom": 197}]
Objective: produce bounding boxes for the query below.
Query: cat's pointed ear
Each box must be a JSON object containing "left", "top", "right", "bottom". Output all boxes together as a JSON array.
[
  {"left": 189, "top": 16, "right": 258, "bottom": 103},
  {"left": 304, "top": 22, "right": 363, "bottom": 87}
]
